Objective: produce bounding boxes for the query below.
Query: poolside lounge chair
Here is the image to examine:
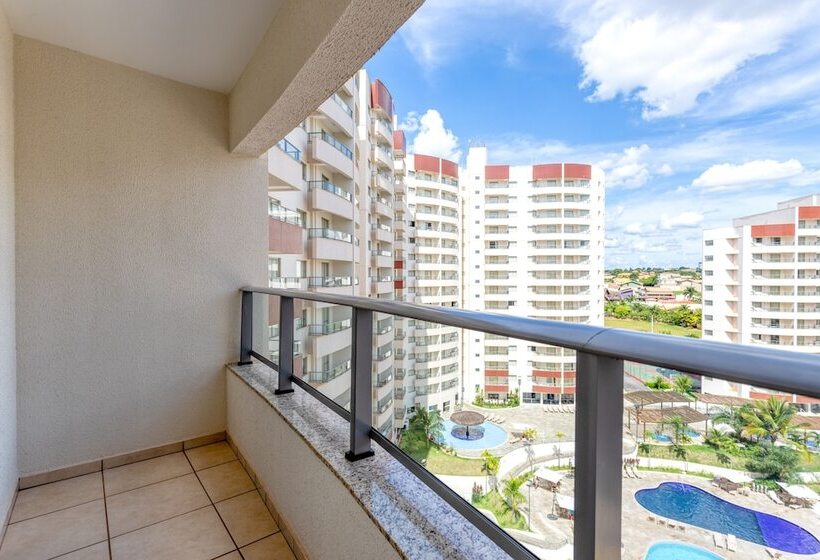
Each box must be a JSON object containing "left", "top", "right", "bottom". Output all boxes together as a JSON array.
[
  {"left": 727, "top": 534, "right": 737, "bottom": 552},
  {"left": 647, "top": 515, "right": 656, "bottom": 523},
  {"left": 766, "top": 548, "right": 783, "bottom": 559},
  {"left": 713, "top": 533, "right": 725, "bottom": 548},
  {"left": 677, "top": 524, "right": 685, "bottom": 533},
  {"left": 656, "top": 518, "right": 666, "bottom": 527},
  {"left": 666, "top": 521, "right": 676, "bottom": 530}
]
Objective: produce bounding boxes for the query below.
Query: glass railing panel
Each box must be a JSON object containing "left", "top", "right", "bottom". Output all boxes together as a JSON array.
[{"left": 308, "top": 180, "right": 352, "bottom": 201}]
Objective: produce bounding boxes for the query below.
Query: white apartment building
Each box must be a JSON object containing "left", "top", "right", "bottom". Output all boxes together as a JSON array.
[
  {"left": 266, "top": 70, "right": 404, "bottom": 436},
  {"left": 463, "top": 147, "right": 606, "bottom": 406},
  {"left": 702, "top": 194, "right": 820, "bottom": 409},
  {"left": 405, "top": 154, "right": 462, "bottom": 414}
]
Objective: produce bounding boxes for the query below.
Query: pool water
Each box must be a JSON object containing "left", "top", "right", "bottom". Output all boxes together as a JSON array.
[
  {"left": 636, "top": 482, "right": 820, "bottom": 554},
  {"left": 644, "top": 541, "right": 723, "bottom": 560},
  {"left": 644, "top": 541, "right": 724, "bottom": 560},
  {"left": 437, "top": 420, "right": 508, "bottom": 450}
]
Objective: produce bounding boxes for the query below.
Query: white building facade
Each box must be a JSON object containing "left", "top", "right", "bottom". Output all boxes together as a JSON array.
[
  {"left": 462, "top": 147, "right": 606, "bottom": 405},
  {"left": 702, "top": 194, "right": 820, "bottom": 410},
  {"left": 404, "top": 153, "right": 462, "bottom": 414}
]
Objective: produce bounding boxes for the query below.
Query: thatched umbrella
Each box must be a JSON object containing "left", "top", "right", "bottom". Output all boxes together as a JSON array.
[{"left": 450, "top": 410, "right": 485, "bottom": 438}]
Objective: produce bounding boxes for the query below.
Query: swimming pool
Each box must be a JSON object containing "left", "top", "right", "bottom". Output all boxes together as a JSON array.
[
  {"left": 635, "top": 482, "right": 820, "bottom": 554},
  {"left": 437, "top": 420, "right": 508, "bottom": 450},
  {"left": 644, "top": 541, "right": 724, "bottom": 560}
]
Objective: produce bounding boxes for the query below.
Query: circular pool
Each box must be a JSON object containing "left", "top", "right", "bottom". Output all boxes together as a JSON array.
[
  {"left": 437, "top": 420, "right": 508, "bottom": 450},
  {"left": 644, "top": 541, "right": 724, "bottom": 560}
]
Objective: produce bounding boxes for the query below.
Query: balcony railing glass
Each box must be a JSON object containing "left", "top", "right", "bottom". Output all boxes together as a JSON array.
[
  {"left": 308, "top": 180, "right": 352, "bottom": 201},
  {"left": 308, "top": 228, "right": 353, "bottom": 243},
  {"left": 309, "top": 131, "right": 353, "bottom": 159},
  {"left": 276, "top": 138, "right": 301, "bottom": 162}
]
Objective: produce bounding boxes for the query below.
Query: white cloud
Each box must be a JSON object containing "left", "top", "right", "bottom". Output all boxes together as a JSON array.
[
  {"left": 563, "top": 1, "right": 816, "bottom": 119},
  {"left": 399, "top": 111, "right": 420, "bottom": 133},
  {"left": 692, "top": 159, "right": 805, "bottom": 190},
  {"left": 597, "top": 144, "right": 651, "bottom": 188},
  {"left": 656, "top": 163, "right": 674, "bottom": 176},
  {"left": 407, "top": 109, "right": 462, "bottom": 162},
  {"left": 660, "top": 211, "right": 704, "bottom": 229}
]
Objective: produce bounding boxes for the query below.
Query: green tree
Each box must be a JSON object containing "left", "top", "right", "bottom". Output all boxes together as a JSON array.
[
  {"left": 501, "top": 472, "right": 531, "bottom": 519},
  {"left": 481, "top": 450, "right": 500, "bottom": 491},
  {"left": 645, "top": 375, "right": 671, "bottom": 391},
  {"left": 638, "top": 442, "right": 651, "bottom": 468},
  {"left": 740, "top": 396, "right": 805, "bottom": 443},
  {"left": 705, "top": 429, "right": 739, "bottom": 454},
  {"left": 667, "top": 415, "right": 691, "bottom": 445},
  {"left": 410, "top": 408, "right": 444, "bottom": 443},
  {"left": 672, "top": 375, "right": 694, "bottom": 396},
  {"left": 671, "top": 443, "right": 688, "bottom": 470},
  {"left": 682, "top": 286, "right": 700, "bottom": 302},
  {"left": 746, "top": 444, "right": 800, "bottom": 482},
  {"left": 713, "top": 404, "right": 753, "bottom": 436},
  {"left": 554, "top": 431, "right": 566, "bottom": 467},
  {"left": 716, "top": 452, "right": 732, "bottom": 467},
  {"left": 640, "top": 274, "right": 659, "bottom": 286}
]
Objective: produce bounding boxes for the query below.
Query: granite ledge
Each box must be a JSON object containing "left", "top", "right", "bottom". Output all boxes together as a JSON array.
[{"left": 227, "top": 362, "right": 514, "bottom": 560}]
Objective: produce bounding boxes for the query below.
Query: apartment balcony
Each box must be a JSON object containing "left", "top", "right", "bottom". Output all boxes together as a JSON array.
[
  {"left": 371, "top": 249, "right": 393, "bottom": 268},
  {"left": 307, "top": 228, "right": 354, "bottom": 261},
  {"left": 372, "top": 145, "right": 392, "bottom": 170},
  {"left": 308, "top": 319, "right": 353, "bottom": 355},
  {"left": 307, "top": 131, "right": 354, "bottom": 178},
  {"left": 307, "top": 275, "right": 355, "bottom": 295},
  {"left": 371, "top": 117, "right": 393, "bottom": 145},
  {"left": 371, "top": 196, "right": 393, "bottom": 218},
  {"left": 309, "top": 180, "right": 354, "bottom": 218},
  {"left": 319, "top": 94, "right": 355, "bottom": 133},
  {"left": 370, "top": 276, "right": 394, "bottom": 295},
  {"left": 394, "top": 158, "right": 407, "bottom": 176},
  {"left": 268, "top": 136, "right": 306, "bottom": 191}
]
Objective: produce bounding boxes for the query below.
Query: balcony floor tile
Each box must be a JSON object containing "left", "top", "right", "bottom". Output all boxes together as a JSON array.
[
  {"left": 184, "top": 443, "right": 237, "bottom": 472},
  {"left": 1, "top": 451, "right": 296, "bottom": 560}
]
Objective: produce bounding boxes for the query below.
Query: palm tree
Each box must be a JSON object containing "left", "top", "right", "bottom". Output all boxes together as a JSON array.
[
  {"left": 645, "top": 375, "right": 671, "bottom": 391},
  {"left": 554, "top": 431, "right": 566, "bottom": 467},
  {"left": 638, "top": 442, "right": 651, "bottom": 468},
  {"left": 682, "top": 286, "right": 699, "bottom": 301},
  {"left": 410, "top": 408, "right": 444, "bottom": 443},
  {"left": 740, "top": 396, "right": 806, "bottom": 444},
  {"left": 668, "top": 415, "right": 691, "bottom": 445},
  {"left": 713, "top": 404, "right": 752, "bottom": 437},
  {"left": 671, "top": 443, "right": 688, "bottom": 471},
  {"left": 672, "top": 375, "right": 694, "bottom": 397},
  {"left": 481, "top": 450, "right": 500, "bottom": 491},
  {"left": 501, "top": 474, "right": 528, "bottom": 519}
]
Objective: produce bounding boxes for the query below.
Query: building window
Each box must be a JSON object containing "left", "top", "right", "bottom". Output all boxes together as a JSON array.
[
  {"left": 705, "top": 300, "right": 713, "bottom": 306},
  {"left": 705, "top": 330, "right": 713, "bottom": 336},
  {"left": 705, "top": 240, "right": 714, "bottom": 246},
  {"left": 704, "top": 255, "right": 714, "bottom": 262}
]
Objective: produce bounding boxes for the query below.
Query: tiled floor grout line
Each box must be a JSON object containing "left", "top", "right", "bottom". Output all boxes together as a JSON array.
[
  {"left": 101, "top": 468, "right": 113, "bottom": 560},
  {"left": 108, "top": 503, "right": 214, "bottom": 540},
  {"left": 104, "top": 468, "right": 194, "bottom": 498},
  {"left": 182, "top": 449, "right": 245, "bottom": 559},
  {"left": 44, "top": 538, "right": 108, "bottom": 560},
  {"left": 4, "top": 496, "right": 104, "bottom": 526}
]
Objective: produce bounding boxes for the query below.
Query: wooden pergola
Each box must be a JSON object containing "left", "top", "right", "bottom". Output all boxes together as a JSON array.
[
  {"left": 623, "top": 391, "right": 692, "bottom": 436},
  {"left": 695, "top": 393, "right": 753, "bottom": 436},
  {"left": 628, "top": 406, "right": 708, "bottom": 441}
]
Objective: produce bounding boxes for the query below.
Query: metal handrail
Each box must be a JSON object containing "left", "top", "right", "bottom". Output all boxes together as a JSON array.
[{"left": 238, "top": 286, "right": 820, "bottom": 560}]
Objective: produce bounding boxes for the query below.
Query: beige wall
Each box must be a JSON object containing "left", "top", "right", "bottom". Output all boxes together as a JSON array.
[
  {"left": 0, "top": 2, "right": 17, "bottom": 523},
  {"left": 227, "top": 372, "right": 401, "bottom": 560},
  {"left": 14, "top": 38, "right": 267, "bottom": 475}
]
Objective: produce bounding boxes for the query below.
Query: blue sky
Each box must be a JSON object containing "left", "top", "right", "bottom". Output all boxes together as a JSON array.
[{"left": 365, "top": 0, "right": 820, "bottom": 268}]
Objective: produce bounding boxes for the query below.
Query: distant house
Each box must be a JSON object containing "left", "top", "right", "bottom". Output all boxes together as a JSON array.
[{"left": 644, "top": 287, "right": 676, "bottom": 302}]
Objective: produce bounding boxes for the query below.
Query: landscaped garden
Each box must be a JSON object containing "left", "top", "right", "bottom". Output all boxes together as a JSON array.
[
  {"left": 398, "top": 409, "right": 484, "bottom": 475},
  {"left": 638, "top": 395, "right": 820, "bottom": 481}
]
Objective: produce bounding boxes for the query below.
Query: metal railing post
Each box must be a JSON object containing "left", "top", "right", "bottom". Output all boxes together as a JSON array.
[
  {"left": 238, "top": 290, "right": 253, "bottom": 365},
  {"left": 275, "top": 296, "right": 295, "bottom": 395},
  {"left": 574, "top": 351, "right": 624, "bottom": 560},
  {"left": 346, "top": 307, "right": 374, "bottom": 461}
]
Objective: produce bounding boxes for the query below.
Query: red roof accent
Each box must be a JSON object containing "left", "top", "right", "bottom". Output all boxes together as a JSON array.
[
  {"left": 484, "top": 369, "right": 509, "bottom": 377},
  {"left": 485, "top": 385, "right": 510, "bottom": 392},
  {"left": 564, "top": 163, "right": 592, "bottom": 179},
  {"left": 751, "top": 224, "right": 795, "bottom": 237},
  {"left": 561, "top": 387, "right": 576, "bottom": 395},
  {"left": 394, "top": 280, "right": 404, "bottom": 290},
  {"left": 799, "top": 206, "right": 820, "bottom": 219},
  {"left": 532, "top": 370, "right": 561, "bottom": 378},
  {"left": 533, "top": 386, "right": 557, "bottom": 394},
  {"left": 532, "top": 163, "right": 562, "bottom": 180},
  {"left": 414, "top": 154, "right": 440, "bottom": 175},
  {"left": 485, "top": 165, "right": 509, "bottom": 181},
  {"left": 370, "top": 80, "right": 393, "bottom": 119},
  {"left": 795, "top": 394, "right": 820, "bottom": 404},
  {"left": 393, "top": 130, "right": 406, "bottom": 152},
  {"left": 440, "top": 158, "right": 459, "bottom": 179},
  {"left": 394, "top": 260, "right": 404, "bottom": 270}
]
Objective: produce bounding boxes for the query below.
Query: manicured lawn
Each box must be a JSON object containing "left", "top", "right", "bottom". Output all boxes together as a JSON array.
[
  {"left": 472, "top": 490, "right": 528, "bottom": 530},
  {"left": 641, "top": 443, "right": 820, "bottom": 472},
  {"left": 605, "top": 317, "right": 701, "bottom": 338},
  {"left": 642, "top": 444, "right": 748, "bottom": 470},
  {"left": 399, "top": 428, "right": 485, "bottom": 475}
]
